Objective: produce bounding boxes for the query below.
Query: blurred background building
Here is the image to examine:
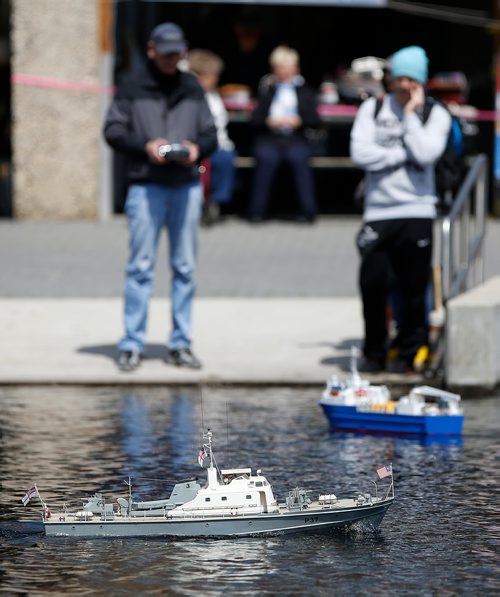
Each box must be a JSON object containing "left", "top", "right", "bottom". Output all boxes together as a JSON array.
[{"left": 2, "top": 0, "right": 499, "bottom": 219}]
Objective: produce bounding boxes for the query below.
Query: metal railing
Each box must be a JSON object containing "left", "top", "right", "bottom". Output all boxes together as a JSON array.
[{"left": 439, "top": 154, "right": 488, "bottom": 303}]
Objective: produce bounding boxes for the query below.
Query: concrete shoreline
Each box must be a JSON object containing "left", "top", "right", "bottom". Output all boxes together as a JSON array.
[{"left": 2, "top": 216, "right": 500, "bottom": 390}]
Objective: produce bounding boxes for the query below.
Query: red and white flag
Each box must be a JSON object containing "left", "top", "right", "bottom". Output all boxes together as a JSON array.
[
  {"left": 198, "top": 447, "right": 209, "bottom": 468},
  {"left": 377, "top": 465, "right": 392, "bottom": 479},
  {"left": 21, "top": 486, "right": 39, "bottom": 506}
]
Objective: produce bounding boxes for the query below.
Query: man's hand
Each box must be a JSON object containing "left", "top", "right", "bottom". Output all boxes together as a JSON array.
[
  {"left": 404, "top": 84, "right": 425, "bottom": 114},
  {"left": 266, "top": 115, "right": 302, "bottom": 129},
  {"left": 177, "top": 141, "right": 200, "bottom": 165},
  {"left": 144, "top": 138, "right": 169, "bottom": 164}
]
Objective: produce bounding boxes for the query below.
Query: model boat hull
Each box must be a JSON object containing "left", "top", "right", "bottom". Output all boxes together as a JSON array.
[
  {"left": 320, "top": 404, "right": 464, "bottom": 435},
  {"left": 44, "top": 499, "right": 392, "bottom": 538}
]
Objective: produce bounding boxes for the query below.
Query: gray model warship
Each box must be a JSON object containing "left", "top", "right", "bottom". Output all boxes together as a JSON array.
[{"left": 37, "top": 431, "right": 393, "bottom": 538}]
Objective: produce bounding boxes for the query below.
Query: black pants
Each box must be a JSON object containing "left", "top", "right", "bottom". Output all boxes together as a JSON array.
[{"left": 356, "top": 218, "right": 433, "bottom": 364}]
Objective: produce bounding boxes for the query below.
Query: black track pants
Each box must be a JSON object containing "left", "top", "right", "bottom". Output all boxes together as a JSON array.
[{"left": 356, "top": 218, "right": 433, "bottom": 364}]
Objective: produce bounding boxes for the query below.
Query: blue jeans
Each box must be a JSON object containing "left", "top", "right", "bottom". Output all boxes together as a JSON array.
[
  {"left": 119, "top": 181, "right": 203, "bottom": 354},
  {"left": 209, "top": 148, "right": 236, "bottom": 204}
]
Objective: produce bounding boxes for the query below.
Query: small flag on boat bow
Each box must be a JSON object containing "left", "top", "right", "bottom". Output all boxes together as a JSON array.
[
  {"left": 21, "top": 486, "right": 39, "bottom": 506},
  {"left": 377, "top": 465, "right": 392, "bottom": 480}
]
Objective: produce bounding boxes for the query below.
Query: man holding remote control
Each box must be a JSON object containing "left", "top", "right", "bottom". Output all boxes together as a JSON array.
[{"left": 104, "top": 22, "right": 217, "bottom": 372}]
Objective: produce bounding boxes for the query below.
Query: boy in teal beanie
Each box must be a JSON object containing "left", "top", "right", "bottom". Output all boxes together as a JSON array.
[{"left": 350, "top": 46, "right": 451, "bottom": 374}]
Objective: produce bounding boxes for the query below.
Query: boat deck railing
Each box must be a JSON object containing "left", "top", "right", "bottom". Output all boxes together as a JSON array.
[{"left": 438, "top": 153, "right": 488, "bottom": 302}]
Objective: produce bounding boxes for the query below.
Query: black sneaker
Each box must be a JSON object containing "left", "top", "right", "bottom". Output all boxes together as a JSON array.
[
  {"left": 386, "top": 358, "right": 414, "bottom": 374},
  {"left": 202, "top": 202, "right": 221, "bottom": 226},
  {"left": 357, "top": 356, "right": 385, "bottom": 373},
  {"left": 117, "top": 350, "right": 141, "bottom": 372},
  {"left": 165, "top": 347, "right": 202, "bottom": 370},
  {"left": 295, "top": 214, "right": 316, "bottom": 224}
]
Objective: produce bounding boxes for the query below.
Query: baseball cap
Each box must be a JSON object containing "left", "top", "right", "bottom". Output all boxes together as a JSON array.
[{"left": 149, "top": 23, "right": 187, "bottom": 55}]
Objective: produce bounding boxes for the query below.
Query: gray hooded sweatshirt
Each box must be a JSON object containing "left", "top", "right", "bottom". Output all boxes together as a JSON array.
[{"left": 350, "top": 94, "right": 451, "bottom": 222}]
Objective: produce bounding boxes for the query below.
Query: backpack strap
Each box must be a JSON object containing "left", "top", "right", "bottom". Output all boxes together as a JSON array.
[
  {"left": 421, "top": 96, "right": 436, "bottom": 124},
  {"left": 373, "top": 96, "right": 384, "bottom": 119}
]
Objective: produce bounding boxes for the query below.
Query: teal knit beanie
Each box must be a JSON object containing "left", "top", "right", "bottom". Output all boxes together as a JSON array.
[{"left": 391, "top": 46, "right": 428, "bottom": 84}]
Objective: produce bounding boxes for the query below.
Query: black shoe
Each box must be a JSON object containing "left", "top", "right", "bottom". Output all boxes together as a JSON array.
[
  {"left": 386, "top": 358, "right": 414, "bottom": 374},
  {"left": 357, "top": 356, "right": 385, "bottom": 373},
  {"left": 295, "top": 214, "right": 316, "bottom": 224},
  {"left": 117, "top": 350, "right": 141, "bottom": 372},
  {"left": 202, "top": 202, "right": 221, "bottom": 226},
  {"left": 248, "top": 215, "right": 264, "bottom": 224},
  {"left": 165, "top": 347, "right": 202, "bottom": 369}
]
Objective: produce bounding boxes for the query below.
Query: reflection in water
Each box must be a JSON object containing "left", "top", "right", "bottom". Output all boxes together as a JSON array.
[
  {"left": 168, "top": 393, "right": 198, "bottom": 469},
  {"left": 0, "top": 386, "right": 498, "bottom": 595},
  {"left": 120, "top": 393, "right": 156, "bottom": 472}
]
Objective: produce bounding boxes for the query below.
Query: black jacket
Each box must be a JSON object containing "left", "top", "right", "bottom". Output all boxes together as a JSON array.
[
  {"left": 104, "top": 61, "right": 217, "bottom": 186},
  {"left": 251, "top": 77, "right": 320, "bottom": 142}
]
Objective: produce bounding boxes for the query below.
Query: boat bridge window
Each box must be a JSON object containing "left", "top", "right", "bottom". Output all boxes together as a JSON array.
[
  {"left": 256, "top": 481, "right": 263, "bottom": 487},
  {"left": 223, "top": 472, "right": 250, "bottom": 483}
]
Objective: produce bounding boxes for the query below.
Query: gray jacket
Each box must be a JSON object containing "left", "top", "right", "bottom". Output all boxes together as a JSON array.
[
  {"left": 104, "top": 62, "right": 217, "bottom": 187},
  {"left": 350, "top": 94, "right": 451, "bottom": 222}
]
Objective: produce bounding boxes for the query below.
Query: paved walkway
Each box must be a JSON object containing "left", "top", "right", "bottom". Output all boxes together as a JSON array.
[{"left": 1, "top": 216, "right": 499, "bottom": 385}]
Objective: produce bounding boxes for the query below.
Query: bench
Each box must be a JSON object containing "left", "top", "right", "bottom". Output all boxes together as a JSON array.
[{"left": 235, "top": 156, "right": 355, "bottom": 169}]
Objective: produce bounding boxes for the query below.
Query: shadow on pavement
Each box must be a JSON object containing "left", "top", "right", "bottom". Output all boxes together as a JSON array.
[
  {"left": 77, "top": 343, "right": 167, "bottom": 362},
  {"left": 313, "top": 338, "right": 363, "bottom": 372}
]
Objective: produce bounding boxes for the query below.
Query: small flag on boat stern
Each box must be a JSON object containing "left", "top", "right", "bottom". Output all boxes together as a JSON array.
[
  {"left": 198, "top": 447, "right": 209, "bottom": 468},
  {"left": 21, "top": 486, "right": 39, "bottom": 506},
  {"left": 377, "top": 465, "right": 392, "bottom": 479}
]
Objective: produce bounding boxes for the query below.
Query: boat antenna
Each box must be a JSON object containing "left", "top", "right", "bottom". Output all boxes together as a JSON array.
[
  {"left": 199, "top": 383, "right": 205, "bottom": 432},
  {"left": 124, "top": 477, "right": 132, "bottom": 510},
  {"left": 351, "top": 345, "right": 361, "bottom": 385},
  {"left": 226, "top": 401, "right": 230, "bottom": 462},
  {"left": 34, "top": 483, "right": 50, "bottom": 520}
]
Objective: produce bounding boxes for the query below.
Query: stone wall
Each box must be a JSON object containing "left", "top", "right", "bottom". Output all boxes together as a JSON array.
[
  {"left": 446, "top": 276, "right": 500, "bottom": 389},
  {"left": 11, "top": 0, "right": 102, "bottom": 219}
]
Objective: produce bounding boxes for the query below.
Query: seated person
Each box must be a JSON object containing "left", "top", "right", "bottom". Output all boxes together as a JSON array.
[
  {"left": 248, "top": 45, "right": 320, "bottom": 222},
  {"left": 188, "top": 49, "right": 237, "bottom": 224}
]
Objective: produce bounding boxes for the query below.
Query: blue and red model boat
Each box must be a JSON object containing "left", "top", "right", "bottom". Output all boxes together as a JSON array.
[{"left": 319, "top": 350, "right": 464, "bottom": 436}]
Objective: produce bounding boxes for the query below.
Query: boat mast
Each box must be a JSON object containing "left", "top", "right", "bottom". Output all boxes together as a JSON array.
[
  {"left": 350, "top": 346, "right": 361, "bottom": 385},
  {"left": 205, "top": 430, "right": 214, "bottom": 469},
  {"left": 203, "top": 429, "right": 222, "bottom": 487},
  {"left": 34, "top": 484, "right": 50, "bottom": 520},
  {"left": 125, "top": 477, "right": 132, "bottom": 512}
]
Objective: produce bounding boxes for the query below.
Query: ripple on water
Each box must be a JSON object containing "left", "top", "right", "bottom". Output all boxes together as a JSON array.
[{"left": 0, "top": 386, "right": 498, "bottom": 595}]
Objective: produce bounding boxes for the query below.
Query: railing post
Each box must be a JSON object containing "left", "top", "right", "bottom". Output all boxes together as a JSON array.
[
  {"left": 441, "top": 218, "right": 452, "bottom": 303},
  {"left": 475, "top": 158, "right": 487, "bottom": 287},
  {"left": 439, "top": 154, "right": 488, "bottom": 303}
]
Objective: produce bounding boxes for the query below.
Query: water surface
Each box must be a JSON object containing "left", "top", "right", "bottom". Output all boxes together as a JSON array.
[{"left": 0, "top": 386, "right": 498, "bottom": 595}]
